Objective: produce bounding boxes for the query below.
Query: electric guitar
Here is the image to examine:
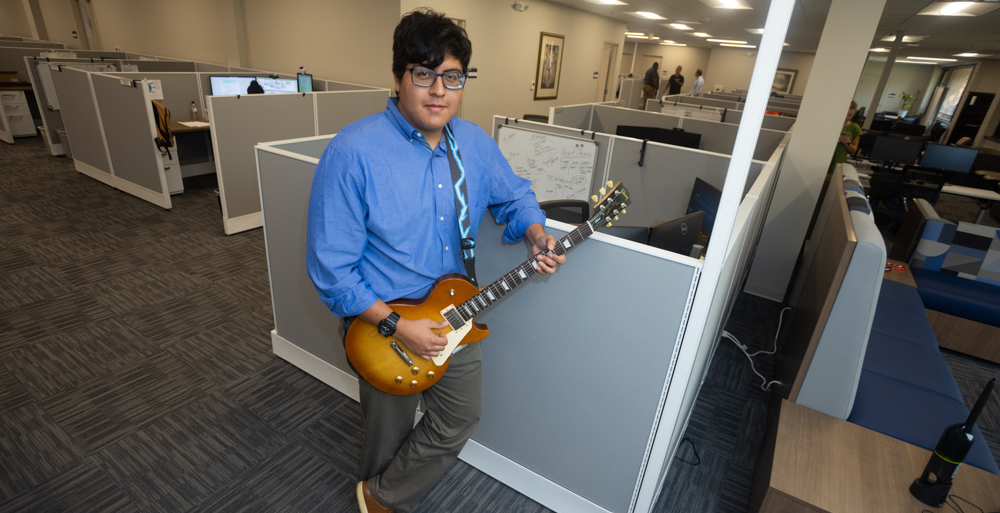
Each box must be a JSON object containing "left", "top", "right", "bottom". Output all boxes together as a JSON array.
[{"left": 345, "top": 181, "right": 632, "bottom": 395}]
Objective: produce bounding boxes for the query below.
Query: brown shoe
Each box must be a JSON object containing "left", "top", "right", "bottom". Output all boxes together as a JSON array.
[{"left": 356, "top": 480, "right": 393, "bottom": 513}]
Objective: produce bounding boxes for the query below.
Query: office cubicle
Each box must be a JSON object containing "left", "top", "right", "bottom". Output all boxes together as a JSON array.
[{"left": 1, "top": 47, "right": 126, "bottom": 83}]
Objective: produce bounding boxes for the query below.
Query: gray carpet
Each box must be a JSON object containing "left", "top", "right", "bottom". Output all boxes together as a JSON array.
[{"left": 2, "top": 135, "right": 998, "bottom": 512}]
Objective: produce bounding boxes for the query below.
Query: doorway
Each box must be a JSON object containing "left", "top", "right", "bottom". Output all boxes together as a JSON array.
[{"left": 595, "top": 43, "right": 618, "bottom": 102}]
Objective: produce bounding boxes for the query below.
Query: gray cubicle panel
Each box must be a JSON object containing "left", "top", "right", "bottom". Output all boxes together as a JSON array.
[
  {"left": 110, "top": 72, "right": 205, "bottom": 120},
  {"left": 663, "top": 95, "right": 740, "bottom": 110},
  {"left": 1, "top": 47, "right": 126, "bottom": 82},
  {"left": 323, "top": 80, "right": 381, "bottom": 91},
  {"left": 491, "top": 116, "right": 615, "bottom": 202},
  {"left": 725, "top": 109, "right": 797, "bottom": 132},
  {"left": 315, "top": 89, "right": 390, "bottom": 135},
  {"left": 680, "top": 117, "right": 786, "bottom": 160},
  {"left": 591, "top": 105, "right": 681, "bottom": 134},
  {"left": 49, "top": 67, "right": 114, "bottom": 185},
  {"left": 208, "top": 93, "right": 317, "bottom": 234},
  {"left": 0, "top": 41, "right": 64, "bottom": 49},
  {"left": 122, "top": 60, "right": 197, "bottom": 72},
  {"left": 0, "top": 36, "right": 24, "bottom": 41},
  {"left": 91, "top": 74, "right": 171, "bottom": 208},
  {"left": 255, "top": 135, "right": 702, "bottom": 513},
  {"left": 195, "top": 62, "right": 229, "bottom": 73},
  {"left": 549, "top": 103, "right": 593, "bottom": 129}
]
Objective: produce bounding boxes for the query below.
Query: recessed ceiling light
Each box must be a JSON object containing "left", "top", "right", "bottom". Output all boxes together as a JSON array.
[
  {"left": 940, "top": 2, "right": 973, "bottom": 15},
  {"left": 721, "top": 43, "right": 756, "bottom": 48},
  {"left": 629, "top": 11, "right": 666, "bottom": 19},
  {"left": 658, "top": 40, "right": 676, "bottom": 45},
  {"left": 707, "top": 39, "right": 747, "bottom": 44},
  {"left": 693, "top": 32, "right": 712, "bottom": 37},
  {"left": 664, "top": 43, "right": 687, "bottom": 46},
  {"left": 626, "top": 35, "right": 649, "bottom": 39},
  {"left": 670, "top": 23, "right": 693, "bottom": 30},
  {"left": 700, "top": 0, "right": 752, "bottom": 9},
  {"left": 954, "top": 52, "right": 990, "bottom": 57},
  {"left": 746, "top": 28, "right": 765, "bottom": 35},
  {"left": 624, "top": 32, "right": 645, "bottom": 36},
  {"left": 584, "top": 0, "right": 628, "bottom": 4},
  {"left": 870, "top": 47, "right": 890, "bottom": 52},
  {"left": 783, "top": 43, "right": 790, "bottom": 46},
  {"left": 917, "top": 1, "right": 999, "bottom": 16},
  {"left": 881, "top": 35, "right": 927, "bottom": 43},
  {"left": 906, "top": 56, "right": 957, "bottom": 62}
]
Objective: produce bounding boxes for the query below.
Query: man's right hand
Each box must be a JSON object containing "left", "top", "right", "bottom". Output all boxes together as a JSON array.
[{"left": 394, "top": 317, "right": 449, "bottom": 360}]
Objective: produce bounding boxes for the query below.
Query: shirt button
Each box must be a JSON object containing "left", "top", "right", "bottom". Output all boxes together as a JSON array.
[
  {"left": 438, "top": 184, "right": 442, "bottom": 189},
  {"left": 445, "top": 246, "right": 449, "bottom": 251},
  {"left": 440, "top": 216, "right": 444, "bottom": 221}
]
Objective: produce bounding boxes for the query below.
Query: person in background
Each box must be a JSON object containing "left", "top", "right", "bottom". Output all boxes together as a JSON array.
[
  {"left": 642, "top": 62, "right": 659, "bottom": 103},
  {"left": 666, "top": 65, "right": 684, "bottom": 95},
  {"left": 690, "top": 69, "right": 704, "bottom": 97},
  {"left": 828, "top": 101, "right": 862, "bottom": 174},
  {"left": 247, "top": 80, "right": 264, "bottom": 94}
]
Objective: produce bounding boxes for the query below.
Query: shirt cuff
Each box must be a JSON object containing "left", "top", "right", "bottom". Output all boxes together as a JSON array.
[{"left": 503, "top": 208, "right": 547, "bottom": 244}]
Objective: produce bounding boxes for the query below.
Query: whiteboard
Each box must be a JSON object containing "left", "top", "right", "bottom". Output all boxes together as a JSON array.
[{"left": 497, "top": 125, "right": 598, "bottom": 203}]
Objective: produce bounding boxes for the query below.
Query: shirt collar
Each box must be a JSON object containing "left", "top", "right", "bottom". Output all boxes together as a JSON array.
[{"left": 385, "top": 97, "right": 453, "bottom": 152}]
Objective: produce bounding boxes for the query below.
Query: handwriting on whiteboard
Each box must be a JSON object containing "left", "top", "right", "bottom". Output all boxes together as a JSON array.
[{"left": 497, "top": 127, "right": 597, "bottom": 203}]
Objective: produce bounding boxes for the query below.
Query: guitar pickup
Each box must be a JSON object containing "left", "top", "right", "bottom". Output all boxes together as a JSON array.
[
  {"left": 390, "top": 340, "right": 414, "bottom": 366},
  {"left": 441, "top": 304, "right": 465, "bottom": 330}
]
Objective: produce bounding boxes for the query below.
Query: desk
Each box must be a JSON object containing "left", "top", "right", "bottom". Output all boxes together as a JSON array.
[
  {"left": 167, "top": 119, "right": 215, "bottom": 178},
  {"left": 756, "top": 399, "right": 1000, "bottom": 513},
  {"left": 941, "top": 184, "right": 1000, "bottom": 224}
]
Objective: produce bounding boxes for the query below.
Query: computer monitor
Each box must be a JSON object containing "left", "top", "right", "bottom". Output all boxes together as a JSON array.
[
  {"left": 297, "top": 73, "right": 313, "bottom": 93},
  {"left": 601, "top": 226, "right": 649, "bottom": 244},
  {"left": 614, "top": 125, "right": 701, "bottom": 150},
  {"left": 615, "top": 125, "right": 658, "bottom": 141},
  {"left": 209, "top": 76, "right": 258, "bottom": 96},
  {"left": 868, "top": 135, "right": 923, "bottom": 166},
  {"left": 686, "top": 178, "right": 722, "bottom": 237},
  {"left": 255, "top": 77, "right": 298, "bottom": 94},
  {"left": 918, "top": 144, "right": 979, "bottom": 173},
  {"left": 891, "top": 122, "right": 925, "bottom": 137},
  {"left": 647, "top": 211, "right": 704, "bottom": 255}
]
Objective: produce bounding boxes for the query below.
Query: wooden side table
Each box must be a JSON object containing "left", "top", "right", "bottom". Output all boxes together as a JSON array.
[
  {"left": 883, "top": 258, "right": 916, "bottom": 288},
  {"left": 754, "top": 399, "right": 1000, "bottom": 513}
]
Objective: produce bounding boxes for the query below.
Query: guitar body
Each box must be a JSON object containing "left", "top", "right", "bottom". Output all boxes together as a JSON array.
[{"left": 345, "top": 274, "right": 489, "bottom": 395}]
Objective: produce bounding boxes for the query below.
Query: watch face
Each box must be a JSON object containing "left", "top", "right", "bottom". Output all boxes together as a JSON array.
[{"left": 378, "top": 323, "right": 390, "bottom": 336}]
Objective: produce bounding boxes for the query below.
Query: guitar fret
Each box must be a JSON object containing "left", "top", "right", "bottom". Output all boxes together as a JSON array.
[
  {"left": 500, "top": 279, "right": 510, "bottom": 291},
  {"left": 485, "top": 289, "right": 495, "bottom": 301}
]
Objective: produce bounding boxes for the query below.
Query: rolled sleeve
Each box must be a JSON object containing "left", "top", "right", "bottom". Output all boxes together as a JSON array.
[{"left": 306, "top": 145, "right": 378, "bottom": 317}]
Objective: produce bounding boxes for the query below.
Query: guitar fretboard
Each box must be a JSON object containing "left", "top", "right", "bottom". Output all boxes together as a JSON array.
[{"left": 443, "top": 221, "right": 596, "bottom": 328}]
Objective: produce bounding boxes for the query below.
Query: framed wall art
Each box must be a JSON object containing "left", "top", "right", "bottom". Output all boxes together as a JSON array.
[
  {"left": 772, "top": 68, "right": 797, "bottom": 95},
  {"left": 534, "top": 32, "right": 565, "bottom": 100}
]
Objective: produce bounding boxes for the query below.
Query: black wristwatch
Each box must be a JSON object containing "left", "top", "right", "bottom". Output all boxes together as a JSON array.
[{"left": 377, "top": 312, "right": 400, "bottom": 337}]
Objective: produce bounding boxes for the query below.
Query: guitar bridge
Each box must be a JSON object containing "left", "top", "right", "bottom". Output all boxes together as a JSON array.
[
  {"left": 441, "top": 304, "right": 465, "bottom": 331},
  {"left": 390, "top": 340, "right": 413, "bottom": 366}
]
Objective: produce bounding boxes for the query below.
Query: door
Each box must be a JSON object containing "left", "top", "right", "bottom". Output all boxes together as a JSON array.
[
  {"left": 595, "top": 43, "right": 618, "bottom": 102},
  {"left": 948, "top": 91, "right": 996, "bottom": 144}
]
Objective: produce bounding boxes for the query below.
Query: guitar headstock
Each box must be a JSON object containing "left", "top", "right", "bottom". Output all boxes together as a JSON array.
[{"left": 588, "top": 181, "right": 631, "bottom": 229}]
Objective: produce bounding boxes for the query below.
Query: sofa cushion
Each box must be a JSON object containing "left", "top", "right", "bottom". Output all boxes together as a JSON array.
[
  {"left": 862, "top": 332, "right": 964, "bottom": 402},
  {"left": 848, "top": 370, "right": 1000, "bottom": 475},
  {"left": 870, "top": 303, "right": 941, "bottom": 352},
  {"left": 877, "top": 279, "right": 927, "bottom": 316},
  {"left": 912, "top": 267, "right": 1000, "bottom": 328}
]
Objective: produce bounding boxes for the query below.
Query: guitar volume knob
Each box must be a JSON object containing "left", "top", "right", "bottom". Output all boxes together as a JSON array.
[
  {"left": 411, "top": 366, "right": 420, "bottom": 375},
  {"left": 395, "top": 376, "right": 403, "bottom": 385},
  {"left": 427, "top": 371, "right": 435, "bottom": 380},
  {"left": 410, "top": 380, "right": 418, "bottom": 389}
]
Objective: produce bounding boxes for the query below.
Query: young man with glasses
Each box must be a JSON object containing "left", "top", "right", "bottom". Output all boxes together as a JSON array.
[{"left": 306, "top": 9, "right": 564, "bottom": 513}]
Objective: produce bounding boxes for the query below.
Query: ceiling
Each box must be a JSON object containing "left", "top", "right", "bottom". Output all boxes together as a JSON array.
[{"left": 546, "top": 0, "right": 1000, "bottom": 64}]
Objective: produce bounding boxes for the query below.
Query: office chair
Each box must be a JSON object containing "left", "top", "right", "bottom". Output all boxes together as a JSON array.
[
  {"left": 868, "top": 172, "right": 907, "bottom": 232},
  {"left": 523, "top": 114, "right": 549, "bottom": 123},
  {"left": 539, "top": 200, "right": 590, "bottom": 225}
]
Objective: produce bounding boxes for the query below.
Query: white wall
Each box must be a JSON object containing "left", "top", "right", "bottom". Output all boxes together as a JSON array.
[
  {"left": 37, "top": 0, "right": 81, "bottom": 48},
  {"left": 90, "top": 0, "right": 235, "bottom": 61},
  {"left": 242, "top": 0, "right": 398, "bottom": 88},
  {"left": 853, "top": 58, "right": 937, "bottom": 115},
  {"left": 705, "top": 48, "right": 815, "bottom": 96},
  {"left": 629, "top": 42, "right": 711, "bottom": 95},
  {"left": 0, "top": 0, "right": 32, "bottom": 37},
  {"left": 400, "top": 0, "right": 626, "bottom": 132}
]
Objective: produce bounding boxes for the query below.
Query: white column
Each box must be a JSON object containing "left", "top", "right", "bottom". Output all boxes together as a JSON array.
[
  {"left": 863, "top": 31, "right": 905, "bottom": 129},
  {"left": 219, "top": 0, "right": 248, "bottom": 68},
  {"left": 743, "top": 0, "right": 887, "bottom": 302}
]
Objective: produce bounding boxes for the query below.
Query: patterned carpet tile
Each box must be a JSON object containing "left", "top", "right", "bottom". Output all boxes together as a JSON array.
[
  {"left": 166, "top": 309, "right": 277, "bottom": 387},
  {"left": 226, "top": 359, "right": 352, "bottom": 436},
  {"left": 20, "top": 230, "right": 131, "bottom": 265},
  {"left": 119, "top": 287, "right": 254, "bottom": 347},
  {"left": 210, "top": 262, "right": 272, "bottom": 311},
  {"left": 0, "top": 403, "right": 86, "bottom": 502},
  {"left": 171, "top": 242, "right": 267, "bottom": 283},
  {"left": 94, "top": 391, "right": 289, "bottom": 513},
  {"left": 654, "top": 445, "right": 730, "bottom": 513},
  {"left": 186, "top": 444, "right": 356, "bottom": 513},
  {"left": 134, "top": 231, "right": 243, "bottom": 265},
  {"left": 82, "top": 265, "right": 204, "bottom": 316},
  {"left": 294, "top": 401, "right": 363, "bottom": 477},
  {"left": 0, "top": 460, "right": 140, "bottom": 513},
  {"left": 0, "top": 199, "right": 80, "bottom": 228},
  {"left": 0, "top": 368, "right": 32, "bottom": 415},
  {"left": 715, "top": 462, "right": 755, "bottom": 513},
  {"left": 51, "top": 245, "right": 176, "bottom": 288},
  {"left": 0, "top": 265, "right": 78, "bottom": 310},
  {"left": 39, "top": 352, "right": 217, "bottom": 454},
  {"left": 3, "top": 318, "right": 162, "bottom": 400},
  {"left": 0, "top": 246, "right": 39, "bottom": 274},
  {"left": 0, "top": 217, "right": 108, "bottom": 247},
  {"left": 683, "top": 387, "right": 748, "bottom": 459},
  {"left": 415, "top": 460, "right": 552, "bottom": 513},
  {"left": 0, "top": 291, "right": 116, "bottom": 352},
  {"left": 730, "top": 401, "right": 769, "bottom": 469}
]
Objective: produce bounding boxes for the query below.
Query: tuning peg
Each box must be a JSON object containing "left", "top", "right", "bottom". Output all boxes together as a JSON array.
[
  {"left": 591, "top": 195, "right": 599, "bottom": 203},
  {"left": 607, "top": 181, "right": 613, "bottom": 188},
  {"left": 599, "top": 187, "right": 606, "bottom": 196},
  {"left": 606, "top": 222, "right": 612, "bottom": 227},
  {"left": 621, "top": 209, "right": 626, "bottom": 214},
  {"left": 614, "top": 216, "right": 619, "bottom": 220}
]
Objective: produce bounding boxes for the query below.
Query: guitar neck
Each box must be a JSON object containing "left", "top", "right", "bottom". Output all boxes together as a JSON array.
[{"left": 446, "top": 222, "right": 595, "bottom": 325}]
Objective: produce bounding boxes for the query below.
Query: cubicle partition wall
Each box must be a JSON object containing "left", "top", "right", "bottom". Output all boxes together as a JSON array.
[
  {"left": 1, "top": 47, "right": 126, "bottom": 83},
  {"left": 550, "top": 102, "right": 594, "bottom": 128},
  {"left": 207, "top": 87, "right": 389, "bottom": 234},
  {"left": 591, "top": 104, "right": 681, "bottom": 133},
  {"left": 0, "top": 41, "right": 64, "bottom": 49},
  {"left": 120, "top": 60, "right": 197, "bottom": 72},
  {"left": 23, "top": 58, "right": 115, "bottom": 154},
  {"left": 49, "top": 66, "right": 113, "bottom": 184},
  {"left": 109, "top": 72, "right": 205, "bottom": 122},
  {"left": 648, "top": 99, "right": 797, "bottom": 132}
]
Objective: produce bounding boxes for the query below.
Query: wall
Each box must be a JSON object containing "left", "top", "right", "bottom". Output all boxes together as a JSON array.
[
  {"left": 0, "top": 0, "right": 32, "bottom": 37},
  {"left": 705, "top": 48, "right": 815, "bottom": 96},
  {"left": 852, "top": 58, "right": 938, "bottom": 115},
  {"left": 242, "top": 0, "right": 398, "bottom": 90},
  {"left": 400, "top": 0, "right": 627, "bottom": 132},
  {"left": 965, "top": 60, "right": 1000, "bottom": 147},
  {"left": 628, "top": 42, "right": 711, "bottom": 95},
  {"left": 89, "top": 0, "right": 234, "bottom": 62},
  {"left": 37, "top": 0, "right": 81, "bottom": 48}
]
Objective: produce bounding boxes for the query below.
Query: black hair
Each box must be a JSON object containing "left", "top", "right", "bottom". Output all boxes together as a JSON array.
[{"left": 393, "top": 9, "right": 472, "bottom": 81}]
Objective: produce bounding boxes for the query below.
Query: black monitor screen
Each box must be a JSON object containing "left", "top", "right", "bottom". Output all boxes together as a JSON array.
[
  {"left": 298, "top": 73, "right": 313, "bottom": 93},
  {"left": 615, "top": 125, "right": 701, "bottom": 150},
  {"left": 868, "top": 135, "right": 923, "bottom": 165},
  {"left": 601, "top": 226, "right": 649, "bottom": 244},
  {"left": 686, "top": 178, "right": 722, "bottom": 237},
  {"left": 648, "top": 211, "right": 704, "bottom": 255},
  {"left": 918, "top": 144, "right": 979, "bottom": 173},
  {"left": 615, "top": 125, "right": 658, "bottom": 141}
]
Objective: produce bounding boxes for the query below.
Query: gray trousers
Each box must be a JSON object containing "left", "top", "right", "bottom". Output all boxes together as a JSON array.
[{"left": 357, "top": 340, "right": 483, "bottom": 513}]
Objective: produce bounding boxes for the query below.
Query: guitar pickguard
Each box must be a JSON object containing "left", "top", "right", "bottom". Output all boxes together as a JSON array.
[{"left": 432, "top": 304, "right": 472, "bottom": 366}]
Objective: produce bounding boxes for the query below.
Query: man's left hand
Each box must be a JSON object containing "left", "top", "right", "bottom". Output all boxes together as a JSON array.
[{"left": 530, "top": 234, "right": 566, "bottom": 275}]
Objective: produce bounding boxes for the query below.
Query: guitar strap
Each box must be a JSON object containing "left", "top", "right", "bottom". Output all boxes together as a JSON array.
[{"left": 443, "top": 124, "right": 478, "bottom": 286}]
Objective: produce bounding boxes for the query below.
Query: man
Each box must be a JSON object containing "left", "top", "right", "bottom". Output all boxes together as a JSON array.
[
  {"left": 642, "top": 62, "right": 659, "bottom": 102},
  {"left": 306, "top": 9, "right": 565, "bottom": 513},
  {"left": 690, "top": 69, "right": 704, "bottom": 97},
  {"left": 667, "top": 65, "right": 684, "bottom": 95}
]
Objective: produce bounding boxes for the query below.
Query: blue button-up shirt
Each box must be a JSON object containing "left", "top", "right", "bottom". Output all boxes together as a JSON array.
[{"left": 306, "top": 98, "right": 546, "bottom": 318}]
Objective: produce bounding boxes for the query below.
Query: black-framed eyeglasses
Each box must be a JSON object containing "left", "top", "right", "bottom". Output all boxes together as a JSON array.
[{"left": 407, "top": 67, "right": 467, "bottom": 90}]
